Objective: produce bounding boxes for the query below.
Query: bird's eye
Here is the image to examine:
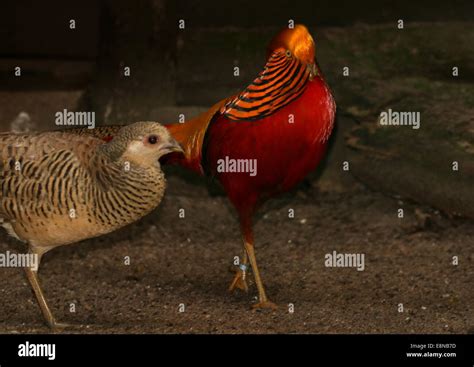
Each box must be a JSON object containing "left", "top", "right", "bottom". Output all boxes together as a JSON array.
[
  {"left": 285, "top": 50, "right": 292, "bottom": 58},
  {"left": 148, "top": 135, "right": 158, "bottom": 144}
]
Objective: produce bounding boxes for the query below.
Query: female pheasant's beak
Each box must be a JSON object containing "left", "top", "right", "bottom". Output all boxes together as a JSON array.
[
  {"left": 160, "top": 139, "right": 184, "bottom": 156},
  {"left": 157, "top": 139, "right": 184, "bottom": 166}
]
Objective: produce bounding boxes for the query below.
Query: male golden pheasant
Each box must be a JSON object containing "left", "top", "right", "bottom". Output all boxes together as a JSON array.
[
  {"left": 76, "top": 25, "right": 336, "bottom": 309},
  {"left": 0, "top": 122, "right": 182, "bottom": 328}
]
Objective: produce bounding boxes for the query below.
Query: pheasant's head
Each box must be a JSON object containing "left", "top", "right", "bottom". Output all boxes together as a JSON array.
[
  {"left": 102, "top": 121, "right": 183, "bottom": 167},
  {"left": 267, "top": 24, "right": 316, "bottom": 73}
]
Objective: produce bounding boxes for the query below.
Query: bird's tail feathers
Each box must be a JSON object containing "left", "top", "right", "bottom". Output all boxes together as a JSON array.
[{"left": 164, "top": 98, "right": 228, "bottom": 175}]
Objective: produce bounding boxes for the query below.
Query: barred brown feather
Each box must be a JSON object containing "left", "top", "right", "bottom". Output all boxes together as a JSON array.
[{"left": 0, "top": 128, "right": 166, "bottom": 251}]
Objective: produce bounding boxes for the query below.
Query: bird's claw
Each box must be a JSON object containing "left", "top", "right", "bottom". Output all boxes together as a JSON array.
[
  {"left": 252, "top": 301, "right": 278, "bottom": 310},
  {"left": 48, "top": 321, "right": 73, "bottom": 331},
  {"left": 228, "top": 264, "right": 249, "bottom": 293}
]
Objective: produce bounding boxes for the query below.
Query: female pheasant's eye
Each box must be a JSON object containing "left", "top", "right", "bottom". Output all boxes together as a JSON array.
[{"left": 148, "top": 135, "right": 158, "bottom": 144}]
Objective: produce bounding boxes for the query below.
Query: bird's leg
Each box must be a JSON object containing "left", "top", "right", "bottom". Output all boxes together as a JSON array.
[
  {"left": 228, "top": 249, "right": 249, "bottom": 292},
  {"left": 23, "top": 250, "right": 69, "bottom": 330},
  {"left": 239, "top": 215, "right": 277, "bottom": 310},
  {"left": 243, "top": 240, "right": 277, "bottom": 310}
]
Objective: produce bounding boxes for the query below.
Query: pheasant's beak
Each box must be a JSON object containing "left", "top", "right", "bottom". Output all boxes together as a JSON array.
[{"left": 160, "top": 139, "right": 184, "bottom": 155}]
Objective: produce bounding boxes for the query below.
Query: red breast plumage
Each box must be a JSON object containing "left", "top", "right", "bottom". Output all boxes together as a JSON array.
[{"left": 205, "top": 48, "right": 335, "bottom": 218}]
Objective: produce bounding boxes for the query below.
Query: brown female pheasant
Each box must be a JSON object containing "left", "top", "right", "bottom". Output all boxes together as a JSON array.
[{"left": 0, "top": 121, "right": 182, "bottom": 328}]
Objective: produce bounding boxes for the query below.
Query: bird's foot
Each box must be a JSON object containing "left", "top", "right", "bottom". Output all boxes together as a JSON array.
[
  {"left": 228, "top": 264, "right": 249, "bottom": 293},
  {"left": 48, "top": 321, "right": 73, "bottom": 331},
  {"left": 252, "top": 300, "right": 278, "bottom": 310}
]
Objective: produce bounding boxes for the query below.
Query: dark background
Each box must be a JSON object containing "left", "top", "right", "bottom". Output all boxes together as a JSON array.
[{"left": 1, "top": 0, "right": 473, "bottom": 120}]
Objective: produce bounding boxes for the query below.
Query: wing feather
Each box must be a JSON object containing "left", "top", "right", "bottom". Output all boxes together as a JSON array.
[{"left": 0, "top": 132, "right": 103, "bottom": 221}]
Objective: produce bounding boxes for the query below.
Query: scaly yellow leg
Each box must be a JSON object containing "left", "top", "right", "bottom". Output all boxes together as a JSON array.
[
  {"left": 243, "top": 239, "right": 277, "bottom": 310},
  {"left": 24, "top": 249, "right": 70, "bottom": 329}
]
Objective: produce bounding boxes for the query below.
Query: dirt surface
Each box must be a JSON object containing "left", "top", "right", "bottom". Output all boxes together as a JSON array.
[{"left": 0, "top": 170, "right": 472, "bottom": 334}]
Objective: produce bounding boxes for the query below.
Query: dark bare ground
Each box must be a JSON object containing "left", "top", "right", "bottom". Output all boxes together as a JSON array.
[{"left": 0, "top": 172, "right": 472, "bottom": 334}]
